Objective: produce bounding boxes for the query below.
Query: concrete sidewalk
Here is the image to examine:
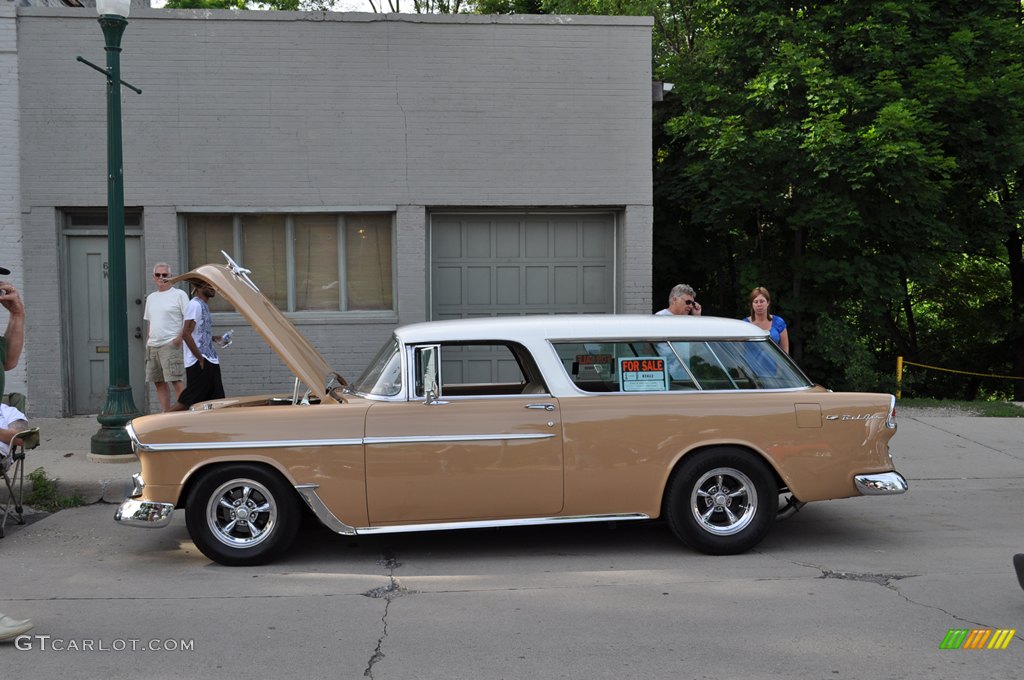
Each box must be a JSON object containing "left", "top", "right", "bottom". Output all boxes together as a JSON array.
[{"left": 12, "top": 416, "right": 139, "bottom": 505}]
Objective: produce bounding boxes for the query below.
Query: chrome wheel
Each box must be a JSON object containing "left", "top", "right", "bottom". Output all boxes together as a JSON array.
[
  {"left": 689, "top": 467, "right": 757, "bottom": 536},
  {"left": 206, "top": 478, "right": 278, "bottom": 549}
]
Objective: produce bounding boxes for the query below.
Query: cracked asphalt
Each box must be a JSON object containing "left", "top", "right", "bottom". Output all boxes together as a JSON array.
[{"left": 2, "top": 414, "right": 1023, "bottom": 679}]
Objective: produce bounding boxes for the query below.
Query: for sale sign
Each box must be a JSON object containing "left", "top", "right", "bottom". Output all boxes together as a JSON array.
[{"left": 618, "top": 357, "right": 668, "bottom": 392}]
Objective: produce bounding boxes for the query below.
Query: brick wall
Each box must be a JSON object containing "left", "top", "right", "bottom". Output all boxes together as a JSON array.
[
  {"left": 0, "top": 6, "right": 26, "bottom": 396},
  {"left": 12, "top": 9, "right": 653, "bottom": 415}
]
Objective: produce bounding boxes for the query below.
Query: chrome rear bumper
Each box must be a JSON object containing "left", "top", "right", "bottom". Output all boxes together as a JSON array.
[{"left": 854, "top": 471, "right": 909, "bottom": 496}]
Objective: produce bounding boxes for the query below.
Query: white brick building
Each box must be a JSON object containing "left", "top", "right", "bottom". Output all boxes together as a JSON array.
[{"left": 2, "top": 5, "right": 653, "bottom": 417}]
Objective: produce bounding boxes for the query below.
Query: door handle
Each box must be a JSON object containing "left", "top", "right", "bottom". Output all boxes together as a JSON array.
[{"left": 525, "top": 403, "right": 555, "bottom": 411}]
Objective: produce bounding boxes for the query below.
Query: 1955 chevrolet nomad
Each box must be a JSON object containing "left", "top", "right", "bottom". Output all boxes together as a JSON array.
[{"left": 116, "top": 262, "right": 907, "bottom": 566}]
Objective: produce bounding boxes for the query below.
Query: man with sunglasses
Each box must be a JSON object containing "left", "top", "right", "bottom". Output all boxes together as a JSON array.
[
  {"left": 655, "top": 283, "right": 702, "bottom": 317},
  {"left": 655, "top": 283, "right": 702, "bottom": 381},
  {"left": 143, "top": 263, "right": 190, "bottom": 412}
]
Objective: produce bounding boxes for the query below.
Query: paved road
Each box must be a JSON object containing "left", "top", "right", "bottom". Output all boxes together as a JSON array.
[{"left": 2, "top": 415, "right": 1023, "bottom": 679}]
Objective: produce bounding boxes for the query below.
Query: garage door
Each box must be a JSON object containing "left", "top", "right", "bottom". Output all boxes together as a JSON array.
[{"left": 431, "top": 213, "right": 616, "bottom": 322}]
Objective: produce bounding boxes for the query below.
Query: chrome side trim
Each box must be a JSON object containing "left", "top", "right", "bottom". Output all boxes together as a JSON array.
[
  {"left": 133, "top": 438, "right": 364, "bottom": 452},
  {"left": 364, "top": 433, "right": 556, "bottom": 445},
  {"left": 854, "top": 471, "right": 909, "bottom": 496},
  {"left": 355, "top": 513, "right": 650, "bottom": 535},
  {"left": 294, "top": 484, "right": 357, "bottom": 535},
  {"left": 114, "top": 499, "right": 175, "bottom": 528},
  {"left": 133, "top": 433, "right": 552, "bottom": 452}
]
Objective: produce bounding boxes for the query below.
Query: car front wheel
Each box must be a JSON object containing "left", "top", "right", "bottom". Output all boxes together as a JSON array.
[
  {"left": 185, "top": 464, "right": 299, "bottom": 566},
  {"left": 665, "top": 448, "right": 778, "bottom": 555}
]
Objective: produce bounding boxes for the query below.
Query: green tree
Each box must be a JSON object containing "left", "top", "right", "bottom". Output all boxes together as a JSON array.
[{"left": 652, "top": 1, "right": 1024, "bottom": 395}]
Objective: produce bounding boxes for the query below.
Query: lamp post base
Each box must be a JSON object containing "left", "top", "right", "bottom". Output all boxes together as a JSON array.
[{"left": 91, "top": 385, "right": 142, "bottom": 456}]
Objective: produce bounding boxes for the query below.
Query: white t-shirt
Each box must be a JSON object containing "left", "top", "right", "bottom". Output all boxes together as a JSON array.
[
  {"left": 144, "top": 288, "right": 190, "bottom": 347},
  {"left": 1, "top": 402, "right": 28, "bottom": 459}
]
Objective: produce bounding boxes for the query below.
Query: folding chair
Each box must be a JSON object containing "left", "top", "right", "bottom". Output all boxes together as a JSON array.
[{"left": 1, "top": 427, "right": 40, "bottom": 538}]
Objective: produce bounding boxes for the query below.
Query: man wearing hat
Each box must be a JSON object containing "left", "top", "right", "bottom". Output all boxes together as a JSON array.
[
  {"left": 0, "top": 265, "right": 25, "bottom": 400},
  {"left": 0, "top": 264, "right": 32, "bottom": 640}
]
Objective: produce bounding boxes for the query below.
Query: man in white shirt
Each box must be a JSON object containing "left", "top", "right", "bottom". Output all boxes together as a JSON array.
[
  {"left": 143, "top": 263, "right": 190, "bottom": 412},
  {"left": 655, "top": 284, "right": 702, "bottom": 381},
  {"left": 655, "top": 283, "right": 702, "bottom": 316}
]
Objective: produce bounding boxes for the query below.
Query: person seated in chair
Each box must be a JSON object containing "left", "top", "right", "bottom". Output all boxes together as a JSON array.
[
  {"left": 0, "top": 401, "right": 28, "bottom": 471},
  {"left": 0, "top": 402, "right": 33, "bottom": 640}
]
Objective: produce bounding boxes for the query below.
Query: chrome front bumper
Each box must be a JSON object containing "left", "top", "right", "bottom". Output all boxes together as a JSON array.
[
  {"left": 115, "top": 499, "right": 175, "bottom": 528},
  {"left": 854, "top": 471, "right": 909, "bottom": 496},
  {"left": 114, "top": 473, "right": 174, "bottom": 528}
]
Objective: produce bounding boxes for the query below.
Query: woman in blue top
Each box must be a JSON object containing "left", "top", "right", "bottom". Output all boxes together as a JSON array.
[{"left": 743, "top": 287, "right": 789, "bottom": 354}]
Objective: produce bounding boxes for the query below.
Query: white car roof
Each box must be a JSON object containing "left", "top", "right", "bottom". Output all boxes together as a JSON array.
[{"left": 394, "top": 314, "right": 768, "bottom": 344}]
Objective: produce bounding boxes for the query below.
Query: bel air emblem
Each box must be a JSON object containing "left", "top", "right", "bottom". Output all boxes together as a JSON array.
[{"left": 825, "top": 414, "right": 885, "bottom": 421}]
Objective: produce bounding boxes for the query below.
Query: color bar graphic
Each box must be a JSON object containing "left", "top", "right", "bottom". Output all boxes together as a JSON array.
[{"left": 940, "top": 628, "right": 1015, "bottom": 650}]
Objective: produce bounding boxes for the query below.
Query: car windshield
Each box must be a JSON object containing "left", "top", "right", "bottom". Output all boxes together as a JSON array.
[{"left": 349, "top": 336, "right": 403, "bottom": 397}]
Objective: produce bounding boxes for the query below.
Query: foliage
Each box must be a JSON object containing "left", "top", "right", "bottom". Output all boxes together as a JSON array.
[
  {"left": 26, "top": 467, "right": 86, "bottom": 513},
  {"left": 514, "top": 2, "right": 1024, "bottom": 399},
  {"left": 897, "top": 398, "right": 1024, "bottom": 417}
]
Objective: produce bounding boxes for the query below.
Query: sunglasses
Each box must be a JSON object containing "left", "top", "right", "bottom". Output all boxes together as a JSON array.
[
  {"left": 684, "top": 299, "right": 696, "bottom": 306},
  {"left": 154, "top": 273, "right": 170, "bottom": 279}
]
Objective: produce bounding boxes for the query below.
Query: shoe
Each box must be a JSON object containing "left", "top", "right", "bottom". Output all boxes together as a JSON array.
[{"left": 0, "top": 614, "right": 33, "bottom": 641}]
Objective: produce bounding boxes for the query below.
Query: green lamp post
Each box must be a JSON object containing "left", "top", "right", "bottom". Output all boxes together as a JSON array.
[{"left": 91, "top": 0, "right": 142, "bottom": 456}]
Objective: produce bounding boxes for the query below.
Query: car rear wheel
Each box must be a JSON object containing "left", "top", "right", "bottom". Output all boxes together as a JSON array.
[
  {"left": 665, "top": 448, "right": 778, "bottom": 555},
  {"left": 185, "top": 464, "right": 299, "bottom": 566}
]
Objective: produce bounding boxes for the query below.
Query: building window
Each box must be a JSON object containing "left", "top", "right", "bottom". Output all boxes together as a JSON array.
[{"left": 185, "top": 213, "right": 394, "bottom": 313}]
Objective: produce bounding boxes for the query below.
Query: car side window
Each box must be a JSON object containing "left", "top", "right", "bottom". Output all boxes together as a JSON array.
[
  {"left": 554, "top": 342, "right": 697, "bottom": 392},
  {"left": 670, "top": 340, "right": 811, "bottom": 390},
  {"left": 413, "top": 342, "right": 543, "bottom": 398}
]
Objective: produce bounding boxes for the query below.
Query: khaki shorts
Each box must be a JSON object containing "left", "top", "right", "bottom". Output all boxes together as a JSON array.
[{"left": 145, "top": 343, "right": 185, "bottom": 383}]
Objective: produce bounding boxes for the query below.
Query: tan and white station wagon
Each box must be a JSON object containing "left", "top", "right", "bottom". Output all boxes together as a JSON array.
[{"left": 116, "top": 262, "right": 907, "bottom": 566}]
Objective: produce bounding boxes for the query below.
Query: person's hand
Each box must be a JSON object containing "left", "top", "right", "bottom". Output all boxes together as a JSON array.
[
  {"left": 0, "top": 281, "right": 24, "bottom": 315},
  {"left": 691, "top": 301, "right": 702, "bottom": 316},
  {"left": 199, "top": 358, "right": 206, "bottom": 370}
]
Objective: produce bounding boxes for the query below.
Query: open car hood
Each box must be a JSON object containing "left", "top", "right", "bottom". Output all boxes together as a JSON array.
[{"left": 171, "top": 263, "right": 338, "bottom": 403}]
